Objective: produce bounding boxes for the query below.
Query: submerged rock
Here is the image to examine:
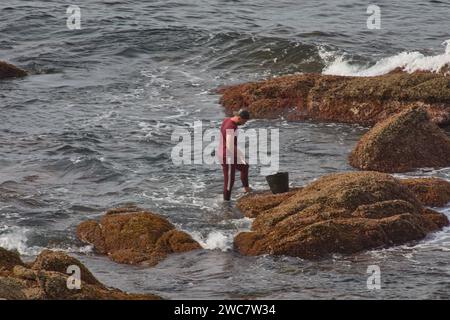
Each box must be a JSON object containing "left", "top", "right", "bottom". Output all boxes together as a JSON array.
[
  {"left": 218, "top": 71, "right": 450, "bottom": 126},
  {"left": 399, "top": 177, "right": 450, "bottom": 207},
  {"left": 0, "top": 249, "right": 161, "bottom": 300},
  {"left": 0, "top": 61, "right": 27, "bottom": 79},
  {"left": 77, "top": 205, "right": 201, "bottom": 266},
  {"left": 349, "top": 106, "right": 450, "bottom": 173},
  {"left": 234, "top": 171, "right": 449, "bottom": 259}
]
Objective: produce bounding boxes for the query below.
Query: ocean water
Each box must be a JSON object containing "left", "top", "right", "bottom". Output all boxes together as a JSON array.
[{"left": 1, "top": 0, "right": 449, "bottom": 299}]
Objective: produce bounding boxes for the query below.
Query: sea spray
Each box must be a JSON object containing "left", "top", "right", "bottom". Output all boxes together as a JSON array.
[
  {"left": 190, "top": 230, "right": 234, "bottom": 251},
  {"left": 0, "top": 225, "right": 93, "bottom": 256},
  {"left": 321, "top": 39, "right": 450, "bottom": 76},
  {"left": 189, "top": 217, "right": 253, "bottom": 251},
  {"left": 0, "top": 225, "right": 41, "bottom": 256}
]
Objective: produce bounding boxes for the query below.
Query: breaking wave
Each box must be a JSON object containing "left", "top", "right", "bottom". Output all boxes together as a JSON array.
[
  {"left": 191, "top": 230, "right": 234, "bottom": 251},
  {"left": 0, "top": 225, "right": 43, "bottom": 256},
  {"left": 0, "top": 225, "right": 93, "bottom": 256},
  {"left": 321, "top": 40, "right": 450, "bottom": 76}
]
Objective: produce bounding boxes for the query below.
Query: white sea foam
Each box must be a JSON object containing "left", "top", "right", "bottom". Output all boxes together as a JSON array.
[
  {"left": 190, "top": 230, "right": 234, "bottom": 251},
  {"left": 0, "top": 225, "right": 93, "bottom": 256},
  {"left": 0, "top": 226, "right": 42, "bottom": 256},
  {"left": 189, "top": 218, "right": 253, "bottom": 251},
  {"left": 320, "top": 40, "right": 450, "bottom": 77}
]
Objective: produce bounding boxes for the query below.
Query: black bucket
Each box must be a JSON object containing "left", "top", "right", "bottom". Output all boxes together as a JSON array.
[{"left": 266, "top": 172, "right": 289, "bottom": 194}]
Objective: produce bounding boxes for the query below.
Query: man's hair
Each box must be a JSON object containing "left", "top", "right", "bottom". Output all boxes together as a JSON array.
[{"left": 234, "top": 109, "right": 250, "bottom": 120}]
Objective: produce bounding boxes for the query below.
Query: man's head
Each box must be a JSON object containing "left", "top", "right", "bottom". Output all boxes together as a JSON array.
[{"left": 232, "top": 109, "right": 250, "bottom": 125}]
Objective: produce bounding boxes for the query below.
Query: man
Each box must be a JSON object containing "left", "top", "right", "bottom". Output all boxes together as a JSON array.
[{"left": 218, "top": 109, "right": 252, "bottom": 201}]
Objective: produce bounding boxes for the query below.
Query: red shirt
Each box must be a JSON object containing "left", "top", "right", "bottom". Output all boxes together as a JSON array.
[{"left": 218, "top": 117, "right": 238, "bottom": 163}]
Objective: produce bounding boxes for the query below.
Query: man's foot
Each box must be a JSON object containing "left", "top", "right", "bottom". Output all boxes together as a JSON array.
[{"left": 243, "top": 186, "right": 252, "bottom": 193}]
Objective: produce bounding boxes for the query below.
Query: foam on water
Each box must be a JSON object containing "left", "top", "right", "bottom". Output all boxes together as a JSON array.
[
  {"left": 321, "top": 40, "right": 450, "bottom": 76},
  {"left": 189, "top": 217, "right": 253, "bottom": 251},
  {"left": 191, "top": 230, "right": 234, "bottom": 251},
  {"left": 0, "top": 225, "right": 94, "bottom": 257},
  {"left": 0, "top": 225, "right": 42, "bottom": 256}
]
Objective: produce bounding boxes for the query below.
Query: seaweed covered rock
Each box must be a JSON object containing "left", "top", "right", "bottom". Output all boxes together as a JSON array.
[
  {"left": 0, "top": 248, "right": 25, "bottom": 271},
  {"left": 234, "top": 171, "right": 449, "bottom": 259},
  {"left": 399, "top": 177, "right": 450, "bottom": 207},
  {"left": 0, "top": 248, "right": 161, "bottom": 300},
  {"left": 76, "top": 205, "right": 201, "bottom": 266},
  {"left": 237, "top": 188, "right": 302, "bottom": 218},
  {"left": 0, "top": 61, "right": 27, "bottom": 79},
  {"left": 349, "top": 106, "right": 450, "bottom": 173},
  {"left": 218, "top": 71, "right": 450, "bottom": 126},
  {"left": 32, "top": 250, "right": 103, "bottom": 287}
]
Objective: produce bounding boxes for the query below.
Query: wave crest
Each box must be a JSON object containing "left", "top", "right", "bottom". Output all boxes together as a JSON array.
[{"left": 321, "top": 40, "right": 450, "bottom": 76}]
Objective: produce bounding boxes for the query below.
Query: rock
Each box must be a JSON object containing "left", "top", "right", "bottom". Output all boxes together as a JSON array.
[
  {"left": 399, "top": 177, "right": 450, "bottom": 207},
  {"left": 237, "top": 188, "right": 302, "bottom": 218},
  {"left": 233, "top": 171, "right": 449, "bottom": 259},
  {"left": 0, "top": 277, "right": 28, "bottom": 300},
  {"left": 0, "top": 61, "right": 27, "bottom": 79},
  {"left": 77, "top": 205, "right": 201, "bottom": 266},
  {"left": 13, "top": 265, "right": 37, "bottom": 281},
  {"left": 0, "top": 248, "right": 162, "bottom": 300},
  {"left": 32, "top": 250, "right": 103, "bottom": 287},
  {"left": 349, "top": 106, "right": 450, "bottom": 173},
  {"left": 0, "top": 248, "right": 25, "bottom": 271},
  {"left": 33, "top": 270, "right": 156, "bottom": 300},
  {"left": 218, "top": 71, "right": 450, "bottom": 126}
]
